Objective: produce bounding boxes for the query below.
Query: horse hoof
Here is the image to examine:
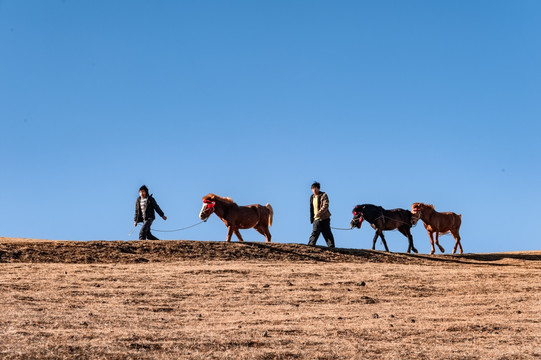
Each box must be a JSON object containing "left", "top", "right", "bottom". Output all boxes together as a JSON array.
[
  {"left": 430, "top": 251, "right": 435, "bottom": 255},
  {"left": 413, "top": 249, "right": 418, "bottom": 254}
]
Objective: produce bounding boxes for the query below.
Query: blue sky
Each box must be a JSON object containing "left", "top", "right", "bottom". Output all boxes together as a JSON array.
[{"left": 1, "top": 1, "right": 540, "bottom": 253}]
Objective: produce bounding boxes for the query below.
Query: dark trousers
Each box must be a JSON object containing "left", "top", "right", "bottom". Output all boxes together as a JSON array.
[
  {"left": 308, "top": 218, "right": 335, "bottom": 248},
  {"left": 139, "top": 219, "right": 159, "bottom": 240}
]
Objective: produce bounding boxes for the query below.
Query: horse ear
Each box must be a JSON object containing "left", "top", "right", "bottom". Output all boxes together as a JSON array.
[{"left": 203, "top": 194, "right": 216, "bottom": 202}]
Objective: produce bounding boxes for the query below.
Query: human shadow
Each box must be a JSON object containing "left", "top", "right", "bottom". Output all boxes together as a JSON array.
[{"left": 237, "top": 242, "right": 378, "bottom": 263}]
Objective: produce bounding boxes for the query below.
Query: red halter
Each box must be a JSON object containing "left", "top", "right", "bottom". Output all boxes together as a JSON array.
[
  {"left": 352, "top": 211, "right": 364, "bottom": 229},
  {"left": 203, "top": 199, "right": 215, "bottom": 208}
]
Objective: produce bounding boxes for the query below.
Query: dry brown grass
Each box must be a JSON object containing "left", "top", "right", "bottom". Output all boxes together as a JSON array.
[{"left": 1, "top": 238, "right": 541, "bottom": 359}]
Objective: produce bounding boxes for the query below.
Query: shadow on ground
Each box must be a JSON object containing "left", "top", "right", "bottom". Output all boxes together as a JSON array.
[{"left": 0, "top": 238, "right": 539, "bottom": 266}]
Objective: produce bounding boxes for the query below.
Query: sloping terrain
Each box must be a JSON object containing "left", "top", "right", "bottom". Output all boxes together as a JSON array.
[
  {"left": 1, "top": 237, "right": 540, "bottom": 266},
  {"left": 1, "top": 238, "right": 540, "bottom": 359}
]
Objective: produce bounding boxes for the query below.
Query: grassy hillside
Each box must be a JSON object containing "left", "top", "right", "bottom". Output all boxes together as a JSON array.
[{"left": 1, "top": 238, "right": 540, "bottom": 359}]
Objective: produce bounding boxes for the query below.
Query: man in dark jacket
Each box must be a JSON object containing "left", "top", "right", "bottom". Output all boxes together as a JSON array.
[
  {"left": 308, "top": 182, "right": 335, "bottom": 248},
  {"left": 134, "top": 185, "right": 167, "bottom": 240}
]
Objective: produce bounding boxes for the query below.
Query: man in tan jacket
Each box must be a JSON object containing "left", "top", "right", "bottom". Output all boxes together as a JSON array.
[{"left": 308, "top": 182, "right": 335, "bottom": 248}]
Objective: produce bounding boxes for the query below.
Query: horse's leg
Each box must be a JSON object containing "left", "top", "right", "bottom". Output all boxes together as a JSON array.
[
  {"left": 399, "top": 227, "right": 417, "bottom": 254},
  {"left": 226, "top": 227, "right": 234, "bottom": 242},
  {"left": 263, "top": 227, "right": 271, "bottom": 243},
  {"left": 410, "top": 233, "right": 418, "bottom": 254},
  {"left": 451, "top": 229, "right": 463, "bottom": 254},
  {"left": 371, "top": 231, "right": 379, "bottom": 250},
  {"left": 254, "top": 226, "right": 265, "bottom": 236},
  {"left": 373, "top": 218, "right": 389, "bottom": 252},
  {"left": 372, "top": 219, "right": 385, "bottom": 250},
  {"left": 255, "top": 226, "right": 271, "bottom": 243},
  {"left": 434, "top": 232, "right": 445, "bottom": 253},
  {"left": 379, "top": 231, "right": 390, "bottom": 252},
  {"left": 399, "top": 227, "right": 411, "bottom": 252},
  {"left": 427, "top": 230, "right": 435, "bottom": 254},
  {"left": 234, "top": 229, "right": 244, "bottom": 242}
]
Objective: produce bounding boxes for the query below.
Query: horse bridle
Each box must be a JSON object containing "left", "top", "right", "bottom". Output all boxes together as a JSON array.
[
  {"left": 411, "top": 206, "right": 422, "bottom": 225},
  {"left": 200, "top": 199, "right": 216, "bottom": 220},
  {"left": 351, "top": 211, "right": 364, "bottom": 229}
]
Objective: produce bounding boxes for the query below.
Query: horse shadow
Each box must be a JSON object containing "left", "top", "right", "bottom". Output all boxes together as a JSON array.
[
  {"left": 398, "top": 252, "right": 541, "bottom": 267},
  {"left": 238, "top": 242, "right": 541, "bottom": 267}
]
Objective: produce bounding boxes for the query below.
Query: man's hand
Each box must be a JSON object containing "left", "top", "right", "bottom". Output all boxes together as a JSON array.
[
  {"left": 134, "top": 222, "right": 137, "bottom": 227},
  {"left": 162, "top": 216, "right": 167, "bottom": 221}
]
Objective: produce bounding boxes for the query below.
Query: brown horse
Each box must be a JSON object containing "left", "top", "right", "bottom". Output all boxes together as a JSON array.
[
  {"left": 411, "top": 203, "right": 463, "bottom": 254},
  {"left": 199, "top": 194, "right": 273, "bottom": 242}
]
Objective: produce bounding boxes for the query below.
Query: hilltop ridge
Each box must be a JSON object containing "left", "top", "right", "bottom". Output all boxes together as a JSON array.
[{"left": 1, "top": 238, "right": 539, "bottom": 266}]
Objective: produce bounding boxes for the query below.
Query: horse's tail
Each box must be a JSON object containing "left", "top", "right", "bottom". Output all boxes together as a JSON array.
[{"left": 266, "top": 203, "right": 273, "bottom": 227}]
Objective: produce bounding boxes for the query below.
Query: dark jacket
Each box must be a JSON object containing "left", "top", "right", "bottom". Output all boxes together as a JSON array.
[
  {"left": 134, "top": 195, "right": 165, "bottom": 223},
  {"left": 310, "top": 191, "right": 331, "bottom": 223}
]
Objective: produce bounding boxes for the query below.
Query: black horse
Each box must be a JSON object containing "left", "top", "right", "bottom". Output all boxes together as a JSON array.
[{"left": 350, "top": 204, "right": 419, "bottom": 253}]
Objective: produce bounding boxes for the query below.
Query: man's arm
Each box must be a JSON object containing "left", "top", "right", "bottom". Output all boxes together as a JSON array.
[
  {"left": 309, "top": 196, "right": 314, "bottom": 224},
  {"left": 152, "top": 197, "right": 167, "bottom": 220},
  {"left": 134, "top": 198, "right": 139, "bottom": 226}
]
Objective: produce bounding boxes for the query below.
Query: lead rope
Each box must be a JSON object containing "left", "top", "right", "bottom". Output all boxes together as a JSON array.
[
  {"left": 152, "top": 220, "right": 206, "bottom": 232},
  {"left": 129, "top": 220, "right": 206, "bottom": 236},
  {"left": 331, "top": 226, "right": 352, "bottom": 231},
  {"left": 128, "top": 226, "right": 137, "bottom": 236}
]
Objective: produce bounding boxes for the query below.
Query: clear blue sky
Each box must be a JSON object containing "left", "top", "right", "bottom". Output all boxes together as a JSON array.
[{"left": 1, "top": 1, "right": 540, "bottom": 253}]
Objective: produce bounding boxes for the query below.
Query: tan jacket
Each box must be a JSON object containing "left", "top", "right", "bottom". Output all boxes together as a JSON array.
[{"left": 310, "top": 192, "right": 331, "bottom": 223}]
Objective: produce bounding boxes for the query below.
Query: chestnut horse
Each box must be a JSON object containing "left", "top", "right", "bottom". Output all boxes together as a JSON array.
[
  {"left": 350, "top": 204, "right": 418, "bottom": 253},
  {"left": 411, "top": 203, "right": 463, "bottom": 254},
  {"left": 199, "top": 194, "right": 273, "bottom": 242}
]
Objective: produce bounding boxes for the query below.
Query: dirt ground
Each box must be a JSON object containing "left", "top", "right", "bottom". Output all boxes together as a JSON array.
[{"left": 1, "top": 238, "right": 540, "bottom": 359}]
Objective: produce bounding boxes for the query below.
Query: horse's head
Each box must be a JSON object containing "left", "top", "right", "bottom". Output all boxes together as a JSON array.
[
  {"left": 199, "top": 197, "right": 216, "bottom": 221},
  {"left": 411, "top": 203, "right": 429, "bottom": 218},
  {"left": 350, "top": 205, "right": 364, "bottom": 229}
]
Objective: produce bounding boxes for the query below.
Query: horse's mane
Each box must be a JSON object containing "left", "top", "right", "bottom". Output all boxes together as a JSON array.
[
  {"left": 355, "top": 204, "right": 383, "bottom": 211},
  {"left": 203, "top": 193, "right": 235, "bottom": 204},
  {"left": 413, "top": 202, "right": 434, "bottom": 209}
]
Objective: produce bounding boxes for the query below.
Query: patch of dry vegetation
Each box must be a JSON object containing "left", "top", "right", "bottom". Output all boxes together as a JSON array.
[{"left": 1, "top": 238, "right": 540, "bottom": 359}]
